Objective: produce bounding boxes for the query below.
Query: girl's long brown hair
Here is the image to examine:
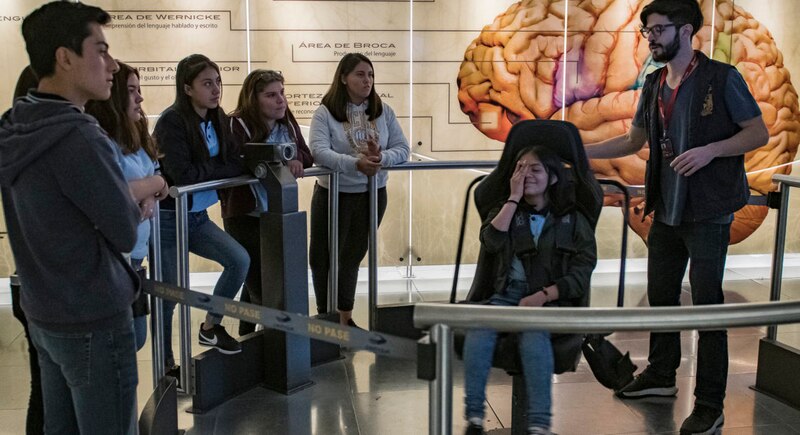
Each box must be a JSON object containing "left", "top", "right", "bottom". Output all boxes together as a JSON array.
[
  {"left": 230, "top": 69, "right": 298, "bottom": 143},
  {"left": 321, "top": 53, "right": 383, "bottom": 122},
  {"left": 86, "top": 61, "right": 159, "bottom": 159}
]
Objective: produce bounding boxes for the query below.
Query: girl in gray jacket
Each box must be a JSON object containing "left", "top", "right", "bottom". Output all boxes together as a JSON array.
[{"left": 309, "top": 53, "right": 410, "bottom": 327}]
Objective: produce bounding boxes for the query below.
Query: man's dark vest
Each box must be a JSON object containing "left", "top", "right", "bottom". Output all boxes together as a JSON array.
[{"left": 640, "top": 51, "right": 750, "bottom": 220}]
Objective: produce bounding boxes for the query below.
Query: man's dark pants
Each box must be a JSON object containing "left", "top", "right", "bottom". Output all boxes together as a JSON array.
[{"left": 646, "top": 220, "right": 730, "bottom": 410}]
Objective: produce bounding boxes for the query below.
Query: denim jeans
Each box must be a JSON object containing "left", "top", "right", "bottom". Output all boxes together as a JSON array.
[
  {"left": 28, "top": 320, "right": 138, "bottom": 435},
  {"left": 222, "top": 215, "right": 262, "bottom": 335},
  {"left": 647, "top": 220, "right": 730, "bottom": 410},
  {"left": 463, "top": 281, "right": 553, "bottom": 428},
  {"left": 131, "top": 257, "right": 147, "bottom": 351},
  {"left": 159, "top": 209, "right": 250, "bottom": 367}
]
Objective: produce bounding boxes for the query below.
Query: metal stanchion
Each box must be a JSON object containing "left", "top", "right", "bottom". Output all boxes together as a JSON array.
[
  {"left": 368, "top": 175, "right": 379, "bottom": 331},
  {"left": 176, "top": 194, "right": 193, "bottom": 394},
  {"left": 149, "top": 202, "right": 165, "bottom": 388},
  {"left": 327, "top": 172, "right": 340, "bottom": 314},
  {"left": 768, "top": 184, "right": 790, "bottom": 340},
  {"left": 428, "top": 323, "right": 452, "bottom": 435}
]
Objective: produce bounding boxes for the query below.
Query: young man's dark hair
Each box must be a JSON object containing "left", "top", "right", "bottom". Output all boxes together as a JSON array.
[
  {"left": 22, "top": 1, "right": 110, "bottom": 78},
  {"left": 640, "top": 0, "right": 704, "bottom": 37}
]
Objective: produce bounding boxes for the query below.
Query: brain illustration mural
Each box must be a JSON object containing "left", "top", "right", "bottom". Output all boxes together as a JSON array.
[{"left": 457, "top": 0, "right": 800, "bottom": 244}]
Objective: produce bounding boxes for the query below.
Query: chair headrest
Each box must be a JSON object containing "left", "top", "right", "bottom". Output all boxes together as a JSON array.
[{"left": 474, "top": 120, "right": 603, "bottom": 228}]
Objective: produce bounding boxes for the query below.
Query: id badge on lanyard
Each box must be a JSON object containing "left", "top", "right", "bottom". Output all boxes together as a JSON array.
[
  {"left": 659, "top": 134, "right": 674, "bottom": 159},
  {"left": 658, "top": 54, "right": 698, "bottom": 159}
]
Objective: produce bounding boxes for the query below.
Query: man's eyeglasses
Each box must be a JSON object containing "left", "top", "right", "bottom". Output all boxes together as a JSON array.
[{"left": 639, "top": 23, "right": 676, "bottom": 38}]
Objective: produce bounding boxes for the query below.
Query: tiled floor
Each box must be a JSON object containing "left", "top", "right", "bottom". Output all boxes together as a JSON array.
[{"left": 2, "top": 264, "right": 800, "bottom": 434}]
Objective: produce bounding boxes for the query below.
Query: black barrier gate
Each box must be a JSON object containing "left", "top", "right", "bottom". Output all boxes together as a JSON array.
[
  {"left": 146, "top": 280, "right": 417, "bottom": 360},
  {"left": 139, "top": 278, "right": 420, "bottom": 430}
]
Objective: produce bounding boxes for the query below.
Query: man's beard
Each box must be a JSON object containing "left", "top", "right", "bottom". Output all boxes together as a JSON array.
[{"left": 651, "top": 32, "right": 681, "bottom": 63}]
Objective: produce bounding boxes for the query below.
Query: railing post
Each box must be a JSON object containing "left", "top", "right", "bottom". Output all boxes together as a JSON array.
[
  {"left": 768, "top": 184, "right": 790, "bottom": 340},
  {"left": 368, "top": 175, "right": 379, "bottom": 331},
  {"left": 149, "top": 201, "right": 165, "bottom": 388},
  {"left": 327, "top": 171, "right": 340, "bottom": 314},
  {"left": 176, "top": 194, "right": 193, "bottom": 394},
  {"left": 405, "top": 170, "right": 415, "bottom": 303},
  {"left": 429, "top": 323, "right": 452, "bottom": 435},
  {"left": 405, "top": 170, "right": 415, "bottom": 280}
]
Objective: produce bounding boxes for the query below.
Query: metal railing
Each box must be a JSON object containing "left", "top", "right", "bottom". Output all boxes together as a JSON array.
[
  {"left": 153, "top": 160, "right": 776, "bottom": 396},
  {"left": 769, "top": 174, "right": 797, "bottom": 339},
  {"left": 153, "top": 160, "right": 653, "bottom": 390},
  {"left": 367, "top": 161, "right": 498, "bottom": 330},
  {"left": 366, "top": 161, "right": 639, "bottom": 329},
  {"left": 148, "top": 202, "right": 165, "bottom": 387},
  {"left": 411, "top": 172, "right": 800, "bottom": 435},
  {"left": 156, "top": 167, "right": 336, "bottom": 394},
  {"left": 414, "top": 300, "right": 800, "bottom": 435}
]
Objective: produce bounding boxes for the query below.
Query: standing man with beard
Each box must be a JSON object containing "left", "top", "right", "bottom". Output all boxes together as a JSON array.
[{"left": 585, "top": 0, "right": 768, "bottom": 434}]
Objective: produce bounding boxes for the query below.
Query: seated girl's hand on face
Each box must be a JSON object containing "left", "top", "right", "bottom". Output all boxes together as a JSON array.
[{"left": 509, "top": 160, "right": 529, "bottom": 201}]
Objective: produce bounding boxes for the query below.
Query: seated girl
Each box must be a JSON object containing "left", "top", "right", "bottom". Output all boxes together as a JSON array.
[{"left": 462, "top": 145, "right": 597, "bottom": 435}]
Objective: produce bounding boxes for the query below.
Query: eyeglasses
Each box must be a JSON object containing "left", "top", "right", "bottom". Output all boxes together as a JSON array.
[{"left": 639, "top": 23, "right": 676, "bottom": 38}]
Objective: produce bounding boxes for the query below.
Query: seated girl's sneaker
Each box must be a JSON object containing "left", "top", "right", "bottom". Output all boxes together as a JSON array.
[{"left": 464, "top": 422, "right": 485, "bottom": 435}]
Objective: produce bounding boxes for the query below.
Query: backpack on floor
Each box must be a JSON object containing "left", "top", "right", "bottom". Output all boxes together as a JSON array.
[{"left": 581, "top": 334, "right": 637, "bottom": 390}]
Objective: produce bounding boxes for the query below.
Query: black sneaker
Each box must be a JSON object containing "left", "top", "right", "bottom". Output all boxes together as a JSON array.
[
  {"left": 465, "top": 422, "right": 485, "bottom": 435},
  {"left": 198, "top": 323, "right": 242, "bottom": 354},
  {"left": 347, "top": 318, "right": 364, "bottom": 330},
  {"left": 615, "top": 369, "right": 677, "bottom": 398},
  {"left": 164, "top": 364, "right": 181, "bottom": 389},
  {"left": 680, "top": 404, "right": 724, "bottom": 434}
]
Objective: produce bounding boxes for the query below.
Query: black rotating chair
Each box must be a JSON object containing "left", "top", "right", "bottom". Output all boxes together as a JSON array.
[{"left": 451, "top": 120, "right": 604, "bottom": 434}]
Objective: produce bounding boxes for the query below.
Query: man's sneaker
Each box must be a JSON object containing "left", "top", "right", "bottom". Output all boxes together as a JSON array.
[
  {"left": 680, "top": 404, "right": 724, "bottom": 434},
  {"left": 198, "top": 324, "right": 242, "bottom": 354},
  {"left": 527, "top": 426, "right": 553, "bottom": 435},
  {"left": 464, "top": 422, "right": 485, "bottom": 435},
  {"left": 615, "top": 369, "right": 677, "bottom": 399}
]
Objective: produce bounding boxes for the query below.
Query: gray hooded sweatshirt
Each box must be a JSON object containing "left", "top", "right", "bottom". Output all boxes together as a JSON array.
[{"left": 0, "top": 92, "right": 141, "bottom": 332}]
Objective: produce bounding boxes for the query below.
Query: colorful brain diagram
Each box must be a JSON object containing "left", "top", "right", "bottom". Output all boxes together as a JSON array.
[{"left": 457, "top": 0, "right": 800, "bottom": 243}]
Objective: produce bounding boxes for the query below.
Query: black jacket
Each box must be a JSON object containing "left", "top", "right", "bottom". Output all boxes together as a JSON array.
[
  {"left": 640, "top": 51, "right": 750, "bottom": 220},
  {"left": 154, "top": 106, "right": 243, "bottom": 210},
  {"left": 478, "top": 206, "right": 597, "bottom": 307}
]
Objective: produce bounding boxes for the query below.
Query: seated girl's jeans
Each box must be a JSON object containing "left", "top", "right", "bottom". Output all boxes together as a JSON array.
[{"left": 463, "top": 280, "right": 554, "bottom": 429}]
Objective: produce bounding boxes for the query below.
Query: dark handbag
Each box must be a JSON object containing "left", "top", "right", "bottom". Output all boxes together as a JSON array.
[
  {"left": 581, "top": 334, "right": 637, "bottom": 390},
  {"left": 131, "top": 267, "right": 150, "bottom": 317}
]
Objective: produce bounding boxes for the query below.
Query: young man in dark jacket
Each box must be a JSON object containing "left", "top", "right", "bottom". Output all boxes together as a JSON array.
[
  {"left": 586, "top": 1, "right": 768, "bottom": 434},
  {"left": 0, "top": 2, "right": 142, "bottom": 433}
]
